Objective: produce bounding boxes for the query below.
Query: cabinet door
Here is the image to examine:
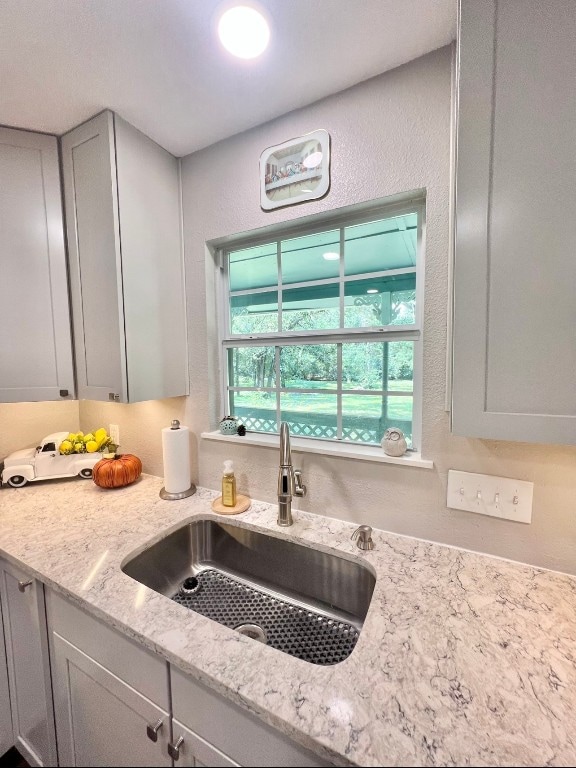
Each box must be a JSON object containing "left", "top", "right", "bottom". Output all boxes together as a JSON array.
[
  {"left": 0, "top": 600, "right": 14, "bottom": 757},
  {"left": 0, "top": 563, "right": 57, "bottom": 766},
  {"left": 452, "top": 0, "right": 576, "bottom": 444},
  {"left": 51, "top": 633, "right": 171, "bottom": 767},
  {"left": 171, "top": 668, "right": 332, "bottom": 767},
  {"left": 114, "top": 115, "right": 189, "bottom": 402},
  {"left": 61, "top": 110, "right": 127, "bottom": 403},
  {"left": 171, "top": 718, "right": 239, "bottom": 768},
  {"left": 0, "top": 127, "right": 74, "bottom": 402}
]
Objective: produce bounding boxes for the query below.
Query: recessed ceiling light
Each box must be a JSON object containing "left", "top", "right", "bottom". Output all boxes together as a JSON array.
[
  {"left": 322, "top": 252, "right": 340, "bottom": 261},
  {"left": 367, "top": 288, "right": 379, "bottom": 294},
  {"left": 218, "top": 6, "right": 270, "bottom": 59}
]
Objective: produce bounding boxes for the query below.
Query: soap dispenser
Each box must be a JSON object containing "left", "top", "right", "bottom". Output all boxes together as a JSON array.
[{"left": 222, "top": 460, "right": 237, "bottom": 507}]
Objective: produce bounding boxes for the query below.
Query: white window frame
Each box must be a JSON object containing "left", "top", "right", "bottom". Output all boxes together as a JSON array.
[{"left": 215, "top": 197, "right": 425, "bottom": 451}]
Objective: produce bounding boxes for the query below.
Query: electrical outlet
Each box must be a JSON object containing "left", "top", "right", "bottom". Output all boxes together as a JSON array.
[
  {"left": 109, "top": 424, "right": 120, "bottom": 446},
  {"left": 447, "top": 470, "right": 533, "bottom": 524}
]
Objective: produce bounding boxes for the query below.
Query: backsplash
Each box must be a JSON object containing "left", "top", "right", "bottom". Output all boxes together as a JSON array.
[
  {"left": 79, "top": 397, "right": 189, "bottom": 479},
  {"left": 0, "top": 401, "right": 79, "bottom": 459}
]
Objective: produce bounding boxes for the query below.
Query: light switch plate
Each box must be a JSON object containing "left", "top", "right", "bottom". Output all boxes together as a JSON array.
[{"left": 447, "top": 470, "right": 533, "bottom": 524}]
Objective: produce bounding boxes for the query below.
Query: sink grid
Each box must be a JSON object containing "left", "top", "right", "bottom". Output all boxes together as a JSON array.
[{"left": 171, "top": 568, "right": 359, "bottom": 665}]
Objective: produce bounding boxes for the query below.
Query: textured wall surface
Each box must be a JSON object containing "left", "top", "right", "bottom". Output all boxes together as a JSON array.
[
  {"left": 180, "top": 46, "right": 576, "bottom": 574},
  {"left": 0, "top": 401, "right": 79, "bottom": 457},
  {"left": 53, "top": 46, "right": 576, "bottom": 573},
  {"left": 79, "top": 397, "right": 188, "bottom": 479}
]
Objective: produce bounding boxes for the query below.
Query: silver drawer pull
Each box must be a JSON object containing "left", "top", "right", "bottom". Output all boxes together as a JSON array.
[
  {"left": 168, "top": 736, "right": 184, "bottom": 760},
  {"left": 146, "top": 718, "right": 163, "bottom": 742},
  {"left": 17, "top": 580, "right": 33, "bottom": 593}
]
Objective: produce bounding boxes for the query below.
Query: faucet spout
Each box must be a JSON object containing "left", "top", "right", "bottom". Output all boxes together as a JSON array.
[
  {"left": 279, "top": 422, "right": 292, "bottom": 467},
  {"left": 277, "top": 422, "right": 306, "bottom": 527}
]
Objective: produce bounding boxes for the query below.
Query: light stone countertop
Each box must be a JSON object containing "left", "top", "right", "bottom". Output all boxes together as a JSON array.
[{"left": 1, "top": 473, "right": 576, "bottom": 767}]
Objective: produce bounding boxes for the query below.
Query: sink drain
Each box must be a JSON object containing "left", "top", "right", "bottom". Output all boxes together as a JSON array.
[
  {"left": 235, "top": 623, "right": 268, "bottom": 644},
  {"left": 179, "top": 576, "right": 201, "bottom": 595},
  {"left": 171, "top": 568, "right": 360, "bottom": 665}
]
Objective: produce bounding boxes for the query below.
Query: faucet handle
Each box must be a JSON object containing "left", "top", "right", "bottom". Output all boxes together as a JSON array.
[
  {"left": 351, "top": 525, "right": 374, "bottom": 551},
  {"left": 293, "top": 469, "right": 306, "bottom": 497}
]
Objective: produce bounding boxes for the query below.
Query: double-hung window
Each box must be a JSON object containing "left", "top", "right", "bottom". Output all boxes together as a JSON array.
[{"left": 218, "top": 199, "right": 424, "bottom": 450}]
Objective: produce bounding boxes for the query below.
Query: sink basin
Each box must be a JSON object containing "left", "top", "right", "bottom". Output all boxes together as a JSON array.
[{"left": 122, "top": 519, "right": 376, "bottom": 665}]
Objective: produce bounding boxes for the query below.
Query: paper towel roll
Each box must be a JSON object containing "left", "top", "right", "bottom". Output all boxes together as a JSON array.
[{"left": 162, "top": 421, "right": 191, "bottom": 494}]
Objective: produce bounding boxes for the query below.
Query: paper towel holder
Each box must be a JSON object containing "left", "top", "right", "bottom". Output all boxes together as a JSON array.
[
  {"left": 160, "top": 485, "right": 196, "bottom": 500},
  {"left": 159, "top": 420, "right": 197, "bottom": 500}
]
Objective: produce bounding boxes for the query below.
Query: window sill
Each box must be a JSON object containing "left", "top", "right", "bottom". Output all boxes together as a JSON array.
[{"left": 200, "top": 430, "right": 434, "bottom": 469}]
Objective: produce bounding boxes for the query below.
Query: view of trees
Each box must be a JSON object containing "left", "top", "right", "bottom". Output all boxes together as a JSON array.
[
  {"left": 226, "top": 214, "right": 418, "bottom": 443},
  {"left": 230, "top": 289, "right": 415, "bottom": 390}
]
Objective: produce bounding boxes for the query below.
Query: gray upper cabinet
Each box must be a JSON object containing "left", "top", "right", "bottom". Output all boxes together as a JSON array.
[
  {"left": 0, "top": 127, "right": 75, "bottom": 402},
  {"left": 62, "top": 111, "right": 189, "bottom": 403},
  {"left": 452, "top": 0, "right": 576, "bottom": 445}
]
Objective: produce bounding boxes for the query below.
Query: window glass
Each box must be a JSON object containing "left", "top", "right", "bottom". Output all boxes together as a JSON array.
[
  {"left": 344, "top": 274, "right": 416, "bottom": 328},
  {"left": 342, "top": 342, "right": 414, "bottom": 391},
  {"left": 229, "top": 390, "right": 277, "bottom": 434},
  {"left": 229, "top": 244, "right": 277, "bottom": 291},
  {"left": 228, "top": 346, "right": 276, "bottom": 388},
  {"left": 280, "top": 392, "right": 338, "bottom": 440},
  {"left": 341, "top": 394, "right": 413, "bottom": 446},
  {"left": 281, "top": 283, "right": 340, "bottom": 331},
  {"left": 230, "top": 291, "right": 278, "bottom": 335},
  {"left": 281, "top": 230, "right": 340, "bottom": 284},
  {"left": 223, "top": 205, "right": 421, "bottom": 448},
  {"left": 280, "top": 345, "right": 337, "bottom": 389},
  {"left": 344, "top": 214, "right": 417, "bottom": 276}
]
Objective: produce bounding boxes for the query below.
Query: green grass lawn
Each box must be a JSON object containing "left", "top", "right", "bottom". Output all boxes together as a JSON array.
[{"left": 232, "top": 379, "right": 413, "bottom": 421}]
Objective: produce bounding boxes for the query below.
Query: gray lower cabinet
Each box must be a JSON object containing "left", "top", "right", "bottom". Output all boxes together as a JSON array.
[
  {"left": 46, "top": 591, "right": 332, "bottom": 768},
  {"left": 170, "top": 719, "right": 239, "bottom": 768},
  {"left": 0, "top": 127, "right": 74, "bottom": 403},
  {"left": 47, "top": 591, "right": 172, "bottom": 767},
  {"left": 0, "top": 600, "right": 14, "bottom": 757},
  {"left": 61, "top": 110, "right": 189, "bottom": 403},
  {"left": 170, "top": 668, "right": 332, "bottom": 768},
  {"left": 51, "top": 634, "right": 171, "bottom": 767},
  {"left": 452, "top": 0, "right": 576, "bottom": 444},
  {"left": 0, "top": 561, "right": 57, "bottom": 766}
]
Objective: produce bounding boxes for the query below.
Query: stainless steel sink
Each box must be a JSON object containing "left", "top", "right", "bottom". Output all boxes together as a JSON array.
[{"left": 121, "top": 519, "right": 376, "bottom": 665}]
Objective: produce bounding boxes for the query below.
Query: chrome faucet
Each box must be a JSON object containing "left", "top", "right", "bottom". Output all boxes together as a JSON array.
[{"left": 277, "top": 422, "right": 306, "bottom": 526}]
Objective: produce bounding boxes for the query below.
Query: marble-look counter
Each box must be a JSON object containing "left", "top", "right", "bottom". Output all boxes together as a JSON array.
[{"left": 1, "top": 474, "right": 576, "bottom": 766}]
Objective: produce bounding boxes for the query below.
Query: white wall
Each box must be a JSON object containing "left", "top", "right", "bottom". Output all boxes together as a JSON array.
[
  {"left": 74, "top": 46, "right": 576, "bottom": 574},
  {"left": 79, "top": 397, "right": 188, "bottom": 475},
  {"left": 0, "top": 401, "right": 79, "bottom": 457},
  {"left": 180, "top": 45, "right": 576, "bottom": 574}
]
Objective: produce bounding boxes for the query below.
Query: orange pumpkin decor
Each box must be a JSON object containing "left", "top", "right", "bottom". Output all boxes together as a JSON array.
[{"left": 92, "top": 454, "right": 142, "bottom": 489}]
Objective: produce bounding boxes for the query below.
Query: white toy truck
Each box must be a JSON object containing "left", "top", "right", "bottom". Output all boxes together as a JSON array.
[{"left": 1, "top": 432, "right": 102, "bottom": 488}]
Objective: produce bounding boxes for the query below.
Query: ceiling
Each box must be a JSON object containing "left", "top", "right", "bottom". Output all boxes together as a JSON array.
[{"left": 0, "top": 0, "right": 456, "bottom": 157}]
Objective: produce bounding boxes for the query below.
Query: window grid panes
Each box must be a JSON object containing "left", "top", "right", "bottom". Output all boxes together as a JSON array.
[
  {"left": 228, "top": 213, "right": 417, "bottom": 337},
  {"left": 226, "top": 339, "right": 414, "bottom": 447},
  {"left": 222, "top": 206, "right": 421, "bottom": 448}
]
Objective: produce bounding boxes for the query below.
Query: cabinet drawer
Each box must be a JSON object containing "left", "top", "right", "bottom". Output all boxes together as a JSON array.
[
  {"left": 171, "top": 667, "right": 333, "bottom": 767},
  {"left": 46, "top": 590, "right": 169, "bottom": 710}
]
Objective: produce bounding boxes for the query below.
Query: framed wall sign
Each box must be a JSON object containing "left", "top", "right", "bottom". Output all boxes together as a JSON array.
[{"left": 259, "top": 129, "right": 330, "bottom": 211}]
